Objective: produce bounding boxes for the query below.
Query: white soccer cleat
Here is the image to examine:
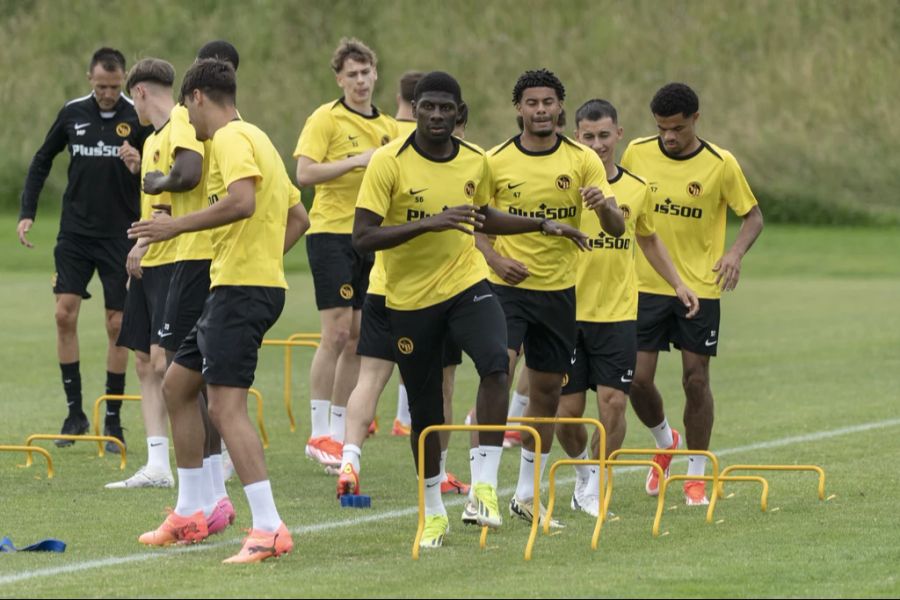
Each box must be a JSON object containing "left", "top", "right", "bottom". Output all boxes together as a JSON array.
[{"left": 104, "top": 465, "right": 174, "bottom": 489}]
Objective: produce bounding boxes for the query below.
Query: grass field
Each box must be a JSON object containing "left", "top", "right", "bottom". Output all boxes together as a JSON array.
[{"left": 1, "top": 216, "right": 899, "bottom": 597}]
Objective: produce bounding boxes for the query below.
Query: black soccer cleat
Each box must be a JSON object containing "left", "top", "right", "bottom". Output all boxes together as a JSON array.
[
  {"left": 55, "top": 412, "right": 90, "bottom": 447},
  {"left": 103, "top": 420, "right": 127, "bottom": 455}
]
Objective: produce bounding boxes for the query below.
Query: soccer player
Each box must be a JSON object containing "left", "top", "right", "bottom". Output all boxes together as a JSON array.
[
  {"left": 17, "top": 47, "right": 151, "bottom": 450},
  {"left": 554, "top": 99, "right": 699, "bottom": 516},
  {"left": 106, "top": 58, "right": 202, "bottom": 489},
  {"left": 354, "top": 71, "right": 588, "bottom": 548},
  {"left": 622, "top": 83, "right": 763, "bottom": 505},
  {"left": 129, "top": 59, "right": 308, "bottom": 563},
  {"left": 294, "top": 38, "right": 398, "bottom": 468},
  {"left": 477, "top": 69, "right": 623, "bottom": 528}
]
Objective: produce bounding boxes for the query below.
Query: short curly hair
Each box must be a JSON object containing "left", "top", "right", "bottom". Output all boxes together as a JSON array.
[
  {"left": 512, "top": 69, "right": 565, "bottom": 104},
  {"left": 650, "top": 83, "right": 699, "bottom": 117},
  {"left": 331, "top": 37, "right": 377, "bottom": 73}
]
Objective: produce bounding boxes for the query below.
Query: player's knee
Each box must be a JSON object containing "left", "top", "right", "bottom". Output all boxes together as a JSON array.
[
  {"left": 105, "top": 311, "right": 123, "bottom": 336},
  {"left": 134, "top": 352, "right": 152, "bottom": 380},
  {"left": 322, "top": 326, "right": 351, "bottom": 351},
  {"left": 602, "top": 391, "right": 628, "bottom": 413},
  {"left": 55, "top": 305, "right": 78, "bottom": 331},
  {"left": 682, "top": 370, "right": 710, "bottom": 398},
  {"left": 151, "top": 353, "right": 168, "bottom": 380}
]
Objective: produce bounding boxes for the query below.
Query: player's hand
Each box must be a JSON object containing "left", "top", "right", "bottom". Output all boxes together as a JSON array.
[
  {"left": 126, "top": 241, "right": 148, "bottom": 279},
  {"left": 143, "top": 170, "right": 166, "bottom": 195},
  {"left": 151, "top": 204, "right": 172, "bottom": 216},
  {"left": 352, "top": 149, "right": 376, "bottom": 169},
  {"left": 675, "top": 284, "right": 700, "bottom": 319},
  {"left": 713, "top": 250, "right": 742, "bottom": 291},
  {"left": 488, "top": 255, "right": 530, "bottom": 286},
  {"left": 427, "top": 205, "right": 485, "bottom": 235},
  {"left": 16, "top": 218, "right": 34, "bottom": 248},
  {"left": 580, "top": 186, "right": 614, "bottom": 211},
  {"left": 128, "top": 213, "right": 180, "bottom": 243},
  {"left": 118, "top": 141, "right": 141, "bottom": 174},
  {"left": 540, "top": 219, "right": 590, "bottom": 251}
]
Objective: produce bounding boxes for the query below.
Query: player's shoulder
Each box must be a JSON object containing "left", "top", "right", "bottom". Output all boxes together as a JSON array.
[
  {"left": 699, "top": 139, "right": 736, "bottom": 163},
  {"left": 306, "top": 100, "right": 342, "bottom": 122},
  {"left": 624, "top": 135, "right": 659, "bottom": 152},
  {"left": 486, "top": 136, "right": 517, "bottom": 158},
  {"left": 616, "top": 165, "right": 648, "bottom": 186},
  {"left": 457, "top": 138, "right": 484, "bottom": 156},
  {"left": 60, "top": 93, "right": 94, "bottom": 115}
]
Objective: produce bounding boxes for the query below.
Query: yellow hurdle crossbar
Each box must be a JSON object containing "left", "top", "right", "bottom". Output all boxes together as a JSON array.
[
  {"left": 716, "top": 464, "right": 826, "bottom": 501},
  {"left": 1, "top": 445, "right": 54, "bottom": 478},
  {"left": 92, "top": 394, "right": 142, "bottom": 437},
  {"left": 509, "top": 416, "right": 607, "bottom": 549},
  {"left": 261, "top": 333, "right": 321, "bottom": 432},
  {"left": 603, "top": 458, "right": 667, "bottom": 536},
  {"left": 25, "top": 434, "right": 126, "bottom": 470},
  {"left": 413, "top": 424, "right": 542, "bottom": 561},
  {"left": 247, "top": 387, "right": 268, "bottom": 448}
]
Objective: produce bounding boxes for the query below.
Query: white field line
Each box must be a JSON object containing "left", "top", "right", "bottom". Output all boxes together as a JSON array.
[{"left": 2, "top": 417, "right": 898, "bottom": 585}]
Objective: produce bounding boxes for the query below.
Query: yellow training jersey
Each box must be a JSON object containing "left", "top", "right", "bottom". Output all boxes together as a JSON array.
[
  {"left": 622, "top": 137, "right": 757, "bottom": 299},
  {"left": 356, "top": 133, "right": 491, "bottom": 310},
  {"left": 294, "top": 99, "right": 399, "bottom": 235},
  {"left": 487, "top": 135, "right": 614, "bottom": 291},
  {"left": 138, "top": 121, "right": 181, "bottom": 267},
  {"left": 206, "top": 120, "right": 301, "bottom": 289},
  {"left": 164, "top": 104, "right": 213, "bottom": 262},
  {"left": 368, "top": 252, "right": 386, "bottom": 297},
  {"left": 576, "top": 166, "right": 655, "bottom": 322},
  {"left": 395, "top": 119, "right": 416, "bottom": 137}
]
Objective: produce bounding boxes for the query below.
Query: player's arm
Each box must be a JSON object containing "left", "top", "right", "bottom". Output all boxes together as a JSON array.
[
  {"left": 478, "top": 206, "right": 589, "bottom": 250},
  {"left": 581, "top": 186, "right": 625, "bottom": 237},
  {"left": 295, "top": 152, "right": 374, "bottom": 187},
  {"left": 17, "top": 110, "right": 68, "bottom": 248},
  {"left": 143, "top": 148, "right": 203, "bottom": 195},
  {"left": 127, "top": 177, "right": 257, "bottom": 243},
  {"left": 284, "top": 202, "right": 310, "bottom": 254},
  {"left": 475, "top": 232, "right": 530, "bottom": 285},
  {"left": 636, "top": 232, "right": 699, "bottom": 318},
  {"left": 352, "top": 205, "right": 484, "bottom": 253},
  {"left": 714, "top": 205, "right": 763, "bottom": 292}
]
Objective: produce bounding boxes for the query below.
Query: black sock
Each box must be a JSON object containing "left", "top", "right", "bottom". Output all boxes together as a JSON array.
[
  {"left": 61, "top": 362, "right": 82, "bottom": 417},
  {"left": 105, "top": 371, "right": 126, "bottom": 423}
]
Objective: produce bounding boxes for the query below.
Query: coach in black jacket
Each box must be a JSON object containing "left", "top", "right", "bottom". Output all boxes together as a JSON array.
[{"left": 17, "top": 47, "right": 151, "bottom": 449}]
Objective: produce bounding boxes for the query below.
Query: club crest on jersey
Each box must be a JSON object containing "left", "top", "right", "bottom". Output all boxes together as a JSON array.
[
  {"left": 152, "top": 149, "right": 160, "bottom": 164},
  {"left": 51, "top": 272, "right": 58, "bottom": 288},
  {"left": 556, "top": 175, "right": 572, "bottom": 191},
  {"left": 562, "top": 373, "right": 569, "bottom": 387},
  {"left": 339, "top": 284, "right": 354, "bottom": 300},
  {"left": 464, "top": 180, "right": 476, "bottom": 198},
  {"left": 620, "top": 204, "right": 631, "bottom": 220},
  {"left": 381, "top": 135, "right": 391, "bottom": 145},
  {"left": 116, "top": 123, "right": 132, "bottom": 137},
  {"left": 397, "top": 337, "right": 414, "bottom": 355},
  {"left": 687, "top": 181, "right": 703, "bottom": 197}
]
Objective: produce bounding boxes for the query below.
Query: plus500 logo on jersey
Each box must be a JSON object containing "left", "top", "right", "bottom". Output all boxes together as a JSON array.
[
  {"left": 653, "top": 198, "right": 703, "bottom": 219},
  {"left": 71, "top": 141, "right": 121, "bottom": 157},
  {"left": 508, "top": 203, "right": 577, "bottom": 220},
  {"left": 588, "top": 231, "right": 631, "bottom": 250}
]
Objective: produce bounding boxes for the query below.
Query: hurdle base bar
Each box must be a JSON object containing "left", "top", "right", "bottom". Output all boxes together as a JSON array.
[
  {"left": 25, "top": 434, "right": 126, "bottom": 470},
  {"left": 2, "top": 445, "right": 54, "bottom": 478}
]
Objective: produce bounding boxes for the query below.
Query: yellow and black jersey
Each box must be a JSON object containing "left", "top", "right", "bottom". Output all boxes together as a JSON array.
[
  {"left": 395, "top": 119, "right": 416, "bottom": 138},
  {"left": 294, "top": 99, "right": 399, "bottom": 235},
  {"left": 206, "top": 120, "right": 301, "bottom": 289},
  {"left": 576, "top": 166, "right": 654, "bottom": 322},
  {"left": 356, "top": 132, "right": 490, "bottom": 310},
  {"left": 487, "top": 134, "right": 614, "bottom": 291},
  {"left": 138, "top": 117, "right": 185, "bottom": 267},
  {"left": 368, "top": 252, "right": 387, "bottom": 296},
  {"left": 622, "top": 136, "right": 757, "bottom": 299},
  {"left": 165, "top": 104, "right": 213, "bottom": 262}
]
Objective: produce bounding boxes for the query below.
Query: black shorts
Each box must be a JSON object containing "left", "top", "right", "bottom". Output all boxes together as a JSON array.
[
  {"left": 53, "top": 232, "right": 132, "bottom": 310},
  {"left": 358, "top": 293, "right": 465, "bottom": 368},
  {"left": 159, "top": 260, "right": 211, "bottom": 352},
  {"left": 306, "top": 233, "right": 373, "bottom": 311},
  {"left": 173, "top": 286, "right": 285, "bottom": 388},
  {"left": 637, "top": 292, "right": 721, "bottom": 356},
  {"left": 387, "top": 280, "right": 508, "bottom": 431},
  {"left": 493, "top": 284, "right": 576, "bottom": 374},
  {"left": 116, "top": 264, "right": 175, "bottom": 353},
  {"left": 562, "top": 321, "right": 637, "bottom": 395}
]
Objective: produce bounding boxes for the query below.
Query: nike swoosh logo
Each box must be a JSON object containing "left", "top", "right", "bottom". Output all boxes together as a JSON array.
[
  {"left": 507, "top": 182, "right": 526, "bottom": 189},
  {"left": 523, "top": 457, "right": 534, "bottom": 464},
  {"left": 473, "top": 294, "right": 493, "bottom": 302},
  {"left": 479, "top": 453, "right": 487, "bottom": 459},
  {"left": 620, "top": 376, "right": 633, "bottom": 383},
  {"left": 150, "top": 443, "right": 162, "bottom": 447},
  {"left": 63, "top": 379, "right": 72, "bottom": 384},
  {"left": 426, "top": 481, "right": 440, "bottom": 488},
  {"left": 158, "top": 332, "right": 173, "bottom": 338},
  {"left": 570, "top": 357, "right": 576, "bottom": 365},
  {"left": 704, "top": 339, "right": 718, "bottom": 347},
  {"left": 348, "top": 135, "right": 359, "bottom": 140},
  {"left": 74, "top": 122, "right": 90, "bottom": 130},
  {"left": 409, "top": 188, "right": 428, "bottom": 195}
]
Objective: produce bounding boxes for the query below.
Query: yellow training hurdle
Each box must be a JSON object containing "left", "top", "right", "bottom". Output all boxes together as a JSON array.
[
  {"left": 414, "top": 424, "right": 542, "bottom": 561},
  {"left": 247, "top": 387, "right": 268, "bottom": 448},
  {"left": 92, "top": 394, "right": 141, "bottom": 437},
  {"left": 716, "top": 464, "right": 826, "bottom": 501},
  {"left": 261, "top": 333, "right": 321, "bottom": 432},
  {"left": 1, "top": 445, "right": 54, "bottom": 478},
  {"left": 24, "top": 434, "right": 126, "bottom": 470}
]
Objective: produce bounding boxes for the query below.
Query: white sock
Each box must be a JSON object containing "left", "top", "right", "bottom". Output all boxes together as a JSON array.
[
  {"left": 424, "top": 474, "right": 446, "bottom": 517},
  {"left": 479, "top": 445, "right": 502, "bottom": 488},
  {"left": 146, "top": 436, "right": 170, "bottom": 472},
  {"left": 508, "top": 391, "right": 528, "bottom": 418},
  {"left": 200, "top": 458, "right": 217, "bottom": 517},
  {"left": 468, "top": 448, "right": 482, "bottom": 499},
  {"left": 650, "top": 418, "right": 674, "bottom": 449},
  {"left": 396, "top": 384, "right": 411, "bottom": 424},
  {"left": 244, "top": 480, "right": 282, "bottom": 532},
  {"left": 569, "top": 448, "right": 592, "bottom": 485},
  {"left": 687, "top": 455, "right": 707, "bottom": 478},
  {"left": 174, "top": 467, "right": 204, "bottom": 517},
  {"left": 329, "top": 406, "right": 346, "bottom": 442},
  {"left": 342, "top": 443, "right": 361, "bottom": 473},
  {"left": 208, "top": 454, "right": 228, "bottom": 501},
  {"left": 515, "top": 448, "right": 548, "bottom": 501},
  {"left": 439, "top": 449, "right": 448, "bottom": 482},
  {"left": 310, "top": 399, "right": 330, "bottom": 438},
  {"left": 585, "top": 465, "right": 601, "bottom": 498}
]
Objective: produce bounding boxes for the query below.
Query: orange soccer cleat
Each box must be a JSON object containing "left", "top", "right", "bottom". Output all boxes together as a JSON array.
[
  {"left": 336, "top": 463, "right": 360, "bottom": 498},
  {"left": 223, "top": 522, "right": 293, "bottom": 564},
  {"left": 645, "top": 429, "right": 680, "bottom": 496},
  {"left": 391, "top": 418, "right": 411, "bottom": 436},
  {"left": 683, "top": 480, "right": 710, "bottom": 506},
  {"left": 138, "top": 510, "right": 208, "bottom": 546},
  {"left": 440, "top": 472, "right": 470, "bottom": 495}
]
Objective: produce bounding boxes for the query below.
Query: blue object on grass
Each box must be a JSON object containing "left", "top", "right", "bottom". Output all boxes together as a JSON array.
[
  {"left": 0, "top": 536, "right": 66, "bottom": 553},
  {"left": 339, "top": 494, "right": 372, "bottom": 508}
]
